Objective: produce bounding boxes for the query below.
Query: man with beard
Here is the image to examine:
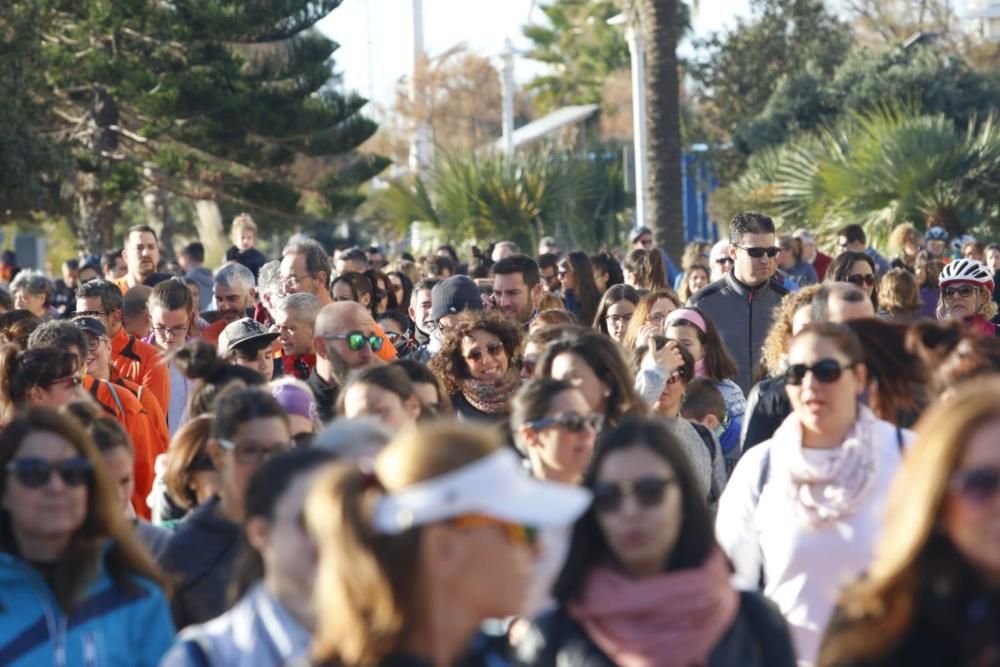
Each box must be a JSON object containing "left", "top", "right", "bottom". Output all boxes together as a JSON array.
[
  {"left": 307, "top": 301, "right": 385, "bottom": 421},
  {"left": 114, "top": 225, "right": 161, "bottom": 294},
  {"left": 201, "top": 263, "right": 257, "bottom": 345},
  {"left": 407, "top": 278, "right": 439, "bottom": 364},
  {"left": 492, "top": 254, "right": 542, "bottom": 328}
]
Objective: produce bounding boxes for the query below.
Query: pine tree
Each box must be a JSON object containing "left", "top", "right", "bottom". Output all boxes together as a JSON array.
[{"left": 39, "top": 0, "right": 387, "bottom": 255}]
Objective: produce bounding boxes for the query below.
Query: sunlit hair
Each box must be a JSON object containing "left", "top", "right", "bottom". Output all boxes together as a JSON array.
[
  {"left": 935, "top": 284, "right": 998, "bottom": 321},
  {"left": 678, "top": 264, "right": 711, "bottom": 303},
  {"left": 621, "top": 288, "right": 681, "bottom": 351},
  {"left": 888, "top": 222, "right": 922, "bottom": 257},
  {"left": 307, "top": 422, "right": 500, "bottom": 665},
  {"left": 845, "top": 319, "right": 929, "bottom": 426},
  {"left": 623, "top": 248, "right": 668, "bottom": 290},
  {"left": 535, "top": 292, "right": 567, "bottom": 313},
  {"left": 558, "top": 251, "right": 602, "bottom": 325},
  {"left": 163, "top": 414, "right": 215, "bottom": 511},
  {"left": 818, "top": 378, "right": 1000, "bottom": 665},
  {"left": 759, "top": 285, "right": 823, "bottom": 379},
  {"left": 680, "top": 241, "right": 709, "bottom": 272},
  {"left": 428, "top": 310, "right": 522, "bottom": 395},
  {"left": 592, "top": 284, "right": 639, "bottom": 336},
  {"left": 877, "top": 268, "right": 922, "bottom": 316},
  {"left": 0, "top": 407, "right": 166, "bottom": 611}
]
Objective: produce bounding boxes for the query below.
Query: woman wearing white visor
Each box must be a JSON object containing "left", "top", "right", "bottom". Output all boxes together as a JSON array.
[{"left": 303, "top": 422, "right": 591, "bottom": 667}]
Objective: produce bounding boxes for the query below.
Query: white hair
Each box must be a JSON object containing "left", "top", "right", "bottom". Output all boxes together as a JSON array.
[{"left": 214, "top": 263, "right": 255, "bottom": 292}]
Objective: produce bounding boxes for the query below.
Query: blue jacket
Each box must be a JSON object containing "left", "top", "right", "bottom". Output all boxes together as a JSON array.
[{"left": 0, "top": 548, "right": 175, "bottom": 666}]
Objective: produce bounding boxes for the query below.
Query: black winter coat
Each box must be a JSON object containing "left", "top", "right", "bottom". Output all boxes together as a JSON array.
[
  {"left": 740, "top": 375, "right": 791, "bottom": 452},
  {"left": 516, "top": 591, "right": 796, "bottom": 667}
]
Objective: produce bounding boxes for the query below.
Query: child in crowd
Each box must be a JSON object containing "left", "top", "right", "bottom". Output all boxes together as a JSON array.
[
  {"left": 228, "top": 213, "right": 268, "bottom": 278},
  {"left": 681, "top": 377, "right": 742, "bottom": 476}
]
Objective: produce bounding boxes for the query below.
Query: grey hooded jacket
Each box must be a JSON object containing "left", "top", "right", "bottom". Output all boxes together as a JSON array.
[{"left": 688, "top": 273, "right": 788, "bottom": 394}]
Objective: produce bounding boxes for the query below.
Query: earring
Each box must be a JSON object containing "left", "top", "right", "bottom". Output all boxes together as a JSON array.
[{"left": 603, "top": 388, "right": 611, "bottom": 398}]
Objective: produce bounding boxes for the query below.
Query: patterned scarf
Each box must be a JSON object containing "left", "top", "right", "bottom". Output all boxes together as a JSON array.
[
  {"left": 775, "top": 405, "right": 879, "bottom": 528},
  {"left": 460, "top": 368, "right": 521, "bottom": 415}
]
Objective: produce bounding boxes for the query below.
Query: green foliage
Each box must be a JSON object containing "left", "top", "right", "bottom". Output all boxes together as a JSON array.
[
  {"left": 691, "top": 0, "right": 853, "bottom": 150},
  {"left": 730, "top": 106, "right": 1000, "bottom": 245},
  {"left": 371, "top": 149, "right": 630, "bottom": 252},
  {"left": 522, "top": 0, "right": 630, "bottom": 113}
]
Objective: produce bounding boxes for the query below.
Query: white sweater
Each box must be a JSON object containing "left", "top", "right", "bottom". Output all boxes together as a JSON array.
[{"left": 715, "top": 410, "right": 910, "bottom": 666}]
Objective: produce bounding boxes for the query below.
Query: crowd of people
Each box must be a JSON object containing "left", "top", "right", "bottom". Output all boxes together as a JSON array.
[{"left": 0, "top": 210, "right": 998, "bottom": 666}]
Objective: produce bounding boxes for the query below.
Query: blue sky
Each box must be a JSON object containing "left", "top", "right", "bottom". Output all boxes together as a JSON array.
[{"left": 318, "top": 0, "right": 754, "bottom": 111}]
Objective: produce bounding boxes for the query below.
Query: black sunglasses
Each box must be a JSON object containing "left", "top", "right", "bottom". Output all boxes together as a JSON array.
[
  {"left": 734, "top": 244, "right": 780, "bottom": 259},
  {"left": 951, "top": 466, "right": 1000, "bottom": 504},
  {"left": 848, "top": 274, "right": 876, "bottom": 288},
  {"left": 593, "top": 476, "right": 674, "bottom": 514},
  {"left": 715, "top": 257, "right": 734, "bottom": 265},
  {"left": 6, "top": 457, "right": 92, "bottom": 488},
  {"left": 784, "top": 358, "right": 850, "bottom": 386},
  {"left": 942, "top": 285, "right": 976, "bottom": 299},
  {"left": 525, "top": 413, "right": 603, "bottom": 433}
]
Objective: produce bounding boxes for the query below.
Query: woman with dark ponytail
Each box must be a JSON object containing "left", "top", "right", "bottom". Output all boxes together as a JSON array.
[{"left": 0, "top": 344, "right": 85, "bottom": 424}]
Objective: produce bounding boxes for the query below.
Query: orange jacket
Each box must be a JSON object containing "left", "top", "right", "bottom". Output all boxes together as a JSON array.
[
  {"left": 83, "top": 375, "right": 157, "bottom": 519},
  {"left": 110, "top": 326, "right": 169, "bottom": 416},
  {"left": 111, "top": 371, "right": 169, "bottom": 461},
  {"left": 199, "top": 318, "right": 227, "bottom": 345}
]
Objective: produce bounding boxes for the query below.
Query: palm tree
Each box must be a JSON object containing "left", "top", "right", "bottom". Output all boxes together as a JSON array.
[
  {"left": 731, "top": 105, "right": 1000, "bottom": 246},
  {"left": 643, "top": 0, "right": 685, "bottom": 259}
]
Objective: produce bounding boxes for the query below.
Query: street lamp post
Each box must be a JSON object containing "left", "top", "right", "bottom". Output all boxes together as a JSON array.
[
  {"left": 501, "top": 39, "right": 516, "bottom": 158},
  {"left": 610, "top": 9, "right": 648, "bottom": 229}
]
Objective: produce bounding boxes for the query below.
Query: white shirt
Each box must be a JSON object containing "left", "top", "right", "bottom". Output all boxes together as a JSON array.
[{"left": 715, "top": 412, "right": 910, "bottom": 666}]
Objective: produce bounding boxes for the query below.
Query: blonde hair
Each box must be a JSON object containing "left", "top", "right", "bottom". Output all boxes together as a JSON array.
[
  {"left": 759, "top": 284, "right": 822, "bottom": 378},
  {"left": 230, "top": 213, "right": 257, "bottom": 239},
  {"left": 621, "top": 288, "right": 681, "bottom": 351},
  {"left": 819, "top": 378, "right": 1000, "bottom": 664},
  {"left": 888, "top": 222, "right": 921, "bottom": 255},
  {"left": 878, "top": 268, "right": 922, "bottom": 315},
  {"left": 307, "top": 422, "right": 500, "bottom": 666}
]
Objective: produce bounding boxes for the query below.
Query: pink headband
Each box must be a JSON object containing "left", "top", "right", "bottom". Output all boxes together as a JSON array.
[{"left": 665, "top": 308, "right": 707, "bottom": 333}]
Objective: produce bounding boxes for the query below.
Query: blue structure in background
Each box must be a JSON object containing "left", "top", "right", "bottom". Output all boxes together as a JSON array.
[{"left": 681, "top": 147, "right": 720, "bottom": 243}]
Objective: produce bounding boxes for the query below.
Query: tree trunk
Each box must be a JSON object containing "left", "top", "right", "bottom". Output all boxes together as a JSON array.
[
  {"left": 193, "top": 198, "right": 227, "bottom": 267},
  {"left": 74, "top": 87, "right": 119, "bottom": 256},
  {"left": 143, "top": 183, "right": 177, "bottom": 263},
  {"left": 643, "top": 0, "right": 685, "bottom": 261}
]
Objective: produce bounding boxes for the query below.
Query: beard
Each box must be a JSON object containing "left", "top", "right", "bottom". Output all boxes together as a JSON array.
[{"left": 326, "top": 344, "right": 353, "bottom": 385}]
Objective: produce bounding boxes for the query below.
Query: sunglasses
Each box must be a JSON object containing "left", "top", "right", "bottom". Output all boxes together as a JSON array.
[
  {"left": 734, "top": 244, "right": 780, "bottom": 259},
  {"left": 525, "top": 413, "right": 603, "bottom": 433},
  {"left": 784, "top": 358, "right": 850, "bottom": 386},
  {"left": 950, "top": 466, "right": 1000, "bottom": 504},
  {"left": 942, "top": 285, "right": 976, "bottom": 299},
  {"left": 848, "top": 274, "right": 876, "bottom": 288},
  {"left": 6, "top": 457, "right": 91, "bottom": 488},
  {"left": 45, "top": 375, "right": 83, "bottom": 390},
  {"left": 464, "top": 341, "right": 505, "bottom": 362},
  {"left": 666, "top": 369, "right": 687, "bottom": 385},
  {"left": 715, "top": 257, "right": 734, "bottom": 265},
  {"left": 593, "top": 476, "right": 675, "bottom": 514},
  {"left": 325, "top": 332, "right": 384, "bottom": 352},
  {"left": 451, "top": 514, "right": 538, "bottom": 547}
]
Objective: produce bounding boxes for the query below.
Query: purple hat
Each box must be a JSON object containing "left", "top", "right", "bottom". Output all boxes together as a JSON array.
[{"left": 270, "top": 381, "right": 317, "bottom": 422}]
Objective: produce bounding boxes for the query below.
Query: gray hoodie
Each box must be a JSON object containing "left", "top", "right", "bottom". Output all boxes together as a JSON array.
[{"left": 186, "top": 267, "right": 214, "bottom": 312}]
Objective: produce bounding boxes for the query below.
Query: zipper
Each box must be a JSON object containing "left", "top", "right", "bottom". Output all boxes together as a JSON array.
[{"left": 747, "top": 288, "right": 754, "bottom": 385}]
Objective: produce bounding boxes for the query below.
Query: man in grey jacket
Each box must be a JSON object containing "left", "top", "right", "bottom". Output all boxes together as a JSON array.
[{"left": 689, "top": 212, "right": 788, "bottom": 394}]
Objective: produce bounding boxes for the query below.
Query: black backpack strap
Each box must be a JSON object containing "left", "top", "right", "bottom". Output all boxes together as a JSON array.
[{"left": 690, "top": 422, "right": 718, "bottom": 464}]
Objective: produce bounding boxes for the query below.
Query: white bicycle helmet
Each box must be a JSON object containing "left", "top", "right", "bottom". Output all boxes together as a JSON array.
[{"left": 939, "top": 258, "right": 994, "bottom": 292}]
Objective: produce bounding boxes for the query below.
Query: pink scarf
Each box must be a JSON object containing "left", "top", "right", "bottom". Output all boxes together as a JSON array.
[
  {"left": 694, "top": 358, "right": 708, "bottom": 379},
  {"left": 568, "top": 550, "right": 739, "bottom": 667}
]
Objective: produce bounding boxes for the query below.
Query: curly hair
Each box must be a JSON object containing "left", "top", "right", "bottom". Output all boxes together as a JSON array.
[
  {"left": 878, "top": 268, "right": 923, "bottom": 316},
  {"left": 428, "top": 311, "right": 523, "bottom": 395},
  {"left": 759, "top": 284, "right": 823, "bottom": 380}
]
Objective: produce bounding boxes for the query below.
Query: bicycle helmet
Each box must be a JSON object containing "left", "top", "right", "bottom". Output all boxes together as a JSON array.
[
  {"left": 938, "top": 258, "right": 994, "bottom": 292},
  {"left": 925, "top": 226, "right": 949, "bottom": 242}
]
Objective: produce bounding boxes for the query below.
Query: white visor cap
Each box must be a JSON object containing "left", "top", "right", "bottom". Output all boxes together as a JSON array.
[{"left": 372, "top": 449, "right": 592, "bottom": 534}]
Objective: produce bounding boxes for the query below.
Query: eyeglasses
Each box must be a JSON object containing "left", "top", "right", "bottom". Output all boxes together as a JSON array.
[
  {"left": 592, "top": 476, "right": 675, "bottom": 514},
  {"left": 218, "top": 439, "right": 292, "bottom": 466},
  {"left": 525, "top": 413, "right": 603, "bottom": 433},
  {"left": 384, "top": 331, "right": 403, "bottom": 342},
  {"left": 152, "top": 324, "right": 188, "bottom": 338},
  {"left": 324, "top": 331, "right": 384, "bottom": 352},
  {"left": 666, "top": 369, "right": 687, "bottom": 385},
  {"left": 950, "top": 466, "right": 1000, "bottom": 504},
  {"left": 281, "top": 274, "right": 312, "bottom": 287},
  {"left": 557, "top": 269, "right": 570, "bottom": 278},
  {"left": 784, "top": 358, "right": 850, "bottom": 386},
  {"left": 464, "top": 341, "right": 505, "bottom": 362},
  {"left": 715, "top": 257, "right": 734, "bottom": 266},
  {"left": 450, "top": 514, "right": 538, "bottom": 547},
  {"left": 44, "top": 375, "right": 83, "bottom": 390},
  {"left": 847, "top": 274, "right": 876, "bottom": 288},
  {"left": 734, "top": 244, "right": 780, "bottom": 259},
  {"left": 605, "top": 313, "right": 633, "bottom": 325},
  {"left": 647, "top": 312, "right": 668, "bottom": 325},
  {"left": 6, "top": 457, "right": 91, "bottom": 488},
  {"left": 942, "top": 285, "right": 976, "bottom": 299}
]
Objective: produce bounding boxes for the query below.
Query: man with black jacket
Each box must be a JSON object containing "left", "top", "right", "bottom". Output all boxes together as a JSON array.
[{"left": 689, "top": 212, "right": 787, "bottom": 394}]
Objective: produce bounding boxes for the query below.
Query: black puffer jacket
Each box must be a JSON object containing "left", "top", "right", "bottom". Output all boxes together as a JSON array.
[
  {"left": 516, "top": 591, "right": 796, "bottom": 667},
  {"left": 741, "top": 375, "right": 791, "bottom": 452}
]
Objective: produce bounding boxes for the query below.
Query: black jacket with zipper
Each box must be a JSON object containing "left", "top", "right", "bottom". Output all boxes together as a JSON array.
[{"left": 689, "top": 273, "right": 788, "bottom": 395}]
